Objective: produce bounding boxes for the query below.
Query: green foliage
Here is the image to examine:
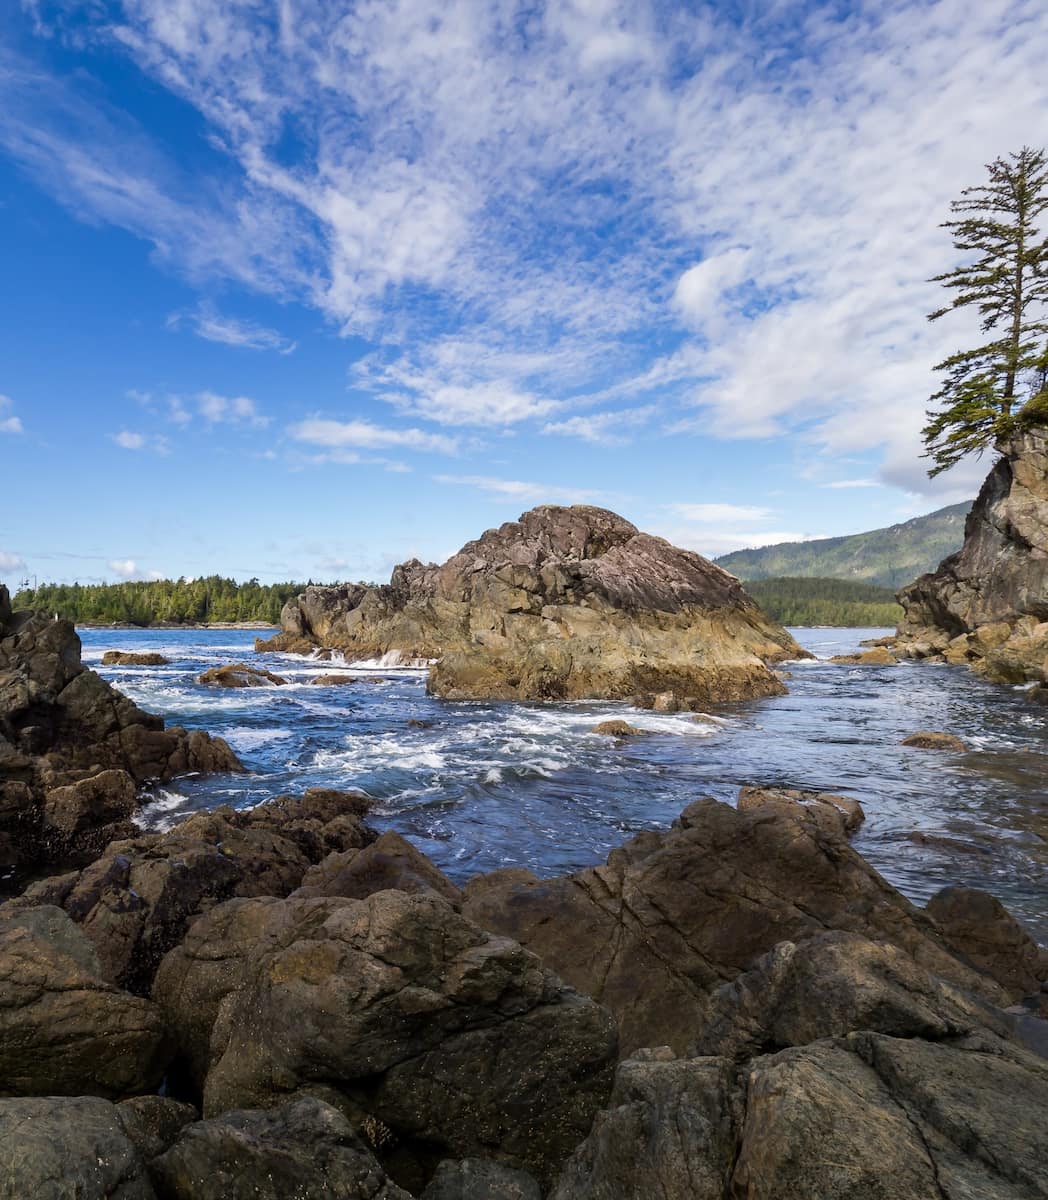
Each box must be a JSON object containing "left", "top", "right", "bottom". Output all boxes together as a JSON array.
[
  {"left": 745, "top": 577, "right": 903, "bottom": 628},
  {"left": 11, "top": 576, "right": 313, "bottom": 626},
  {"left": 715, "top": 501, "right": 970, "bottom": 590},
  {"left": 925, "top": 146, "right": 1048, "bottom": 476}
]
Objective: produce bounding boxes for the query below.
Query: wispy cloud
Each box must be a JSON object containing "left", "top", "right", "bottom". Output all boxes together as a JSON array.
[
  {"left": 110, "top": 429, "right": 170, "bottom": 453},
  {"left": 664, "top": 502, "right": 773, "bottom": 523},
  {"left": 0, "top": 550, "right": 26, "bottom": 573},
  {"left": 289, "top": 418, "right": 458, "bottom": 456},
  {"left": 822, "top": 479, "right": 879, "bottom": 490},
  {"left": 434, "top": 474, "right": 605, "bottom": 505},
  {"left": 197, "top": 392, "right": 269, "bottom": 428},
  {"left": 542, "top": 406, "right": 656, "bottom": 445},
  {"left": 0, "top": 394, "right": 23, "bottom": 435},
  {"left": 169, "top": 305, "right": 297, "bottom": 354}
]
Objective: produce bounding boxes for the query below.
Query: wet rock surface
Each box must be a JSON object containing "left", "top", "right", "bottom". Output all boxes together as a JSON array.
[
  {"left": 258, "top": 505, "right": 807, "bottom": 703},
  {"left": 197, "top": 662, "right": 287, "bottom": 688}
]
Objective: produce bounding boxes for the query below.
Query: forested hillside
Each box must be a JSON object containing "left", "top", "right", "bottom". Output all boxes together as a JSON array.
[
  {"left": 716, "top": 501, "right": 971, "bottom": 588},
  {"left": 12, "top": 577, "right": 312, "bottom": 626},
  {"left": 745, "top": 577, "right": 903, "bottom": 627}
]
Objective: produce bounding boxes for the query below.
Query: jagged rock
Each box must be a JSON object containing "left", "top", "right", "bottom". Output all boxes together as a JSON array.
[
  {"left": 901, "top": 731, "right": 968, "bottom": 751},
  {"left": 0, "top": 905, "right": 170, "bottom": 1098},
  {"left": 421, "top": 1158, "right": 542, "bottom": 1199},
  {"left": 897, "top": 426, "right": 1048, "bottom": 683},
  {"left": 0, "top": 600, "right": 242, "bottom": 884},
  {"left": 552, "top": 1033, "right": 1048, "bottom": 1199},
  {"left": 927, "top": 885, "right": 1048, "bottom": 1002},
  {"left": 168, "top": 890, "right": 616, "bottom": 1184},
  {"left": 101, "top": 651, "right": 170, "bottom": 666},
  {"left": 462, "top": 797, "right": 1007, "bottom": 1054},
  {"left": 258, "top": 506, "right": 808, "bottom": 703},
  {"left": 736, "top": 784, "right": 865, "bottom": 836},
  {"left": 0, "top": 1096, "right": 157, "bottom": 1199},
  {"left": 591, "top": 720, "right": 647, "bottom": 737},
  {"left": 309, "top": 674, "right": 358, "bottom": 685},
  {"left": 4, "top": 789, "right": 373, "bottom": 993},
  {"left": 150, "top": 1096, "right": 412, "bottom": 1200},
  {"left": 197, "top": 662, "right": 287, "bottom": 688},
  {"left": 829, "top": 646, "right": 898, "bottom": 665},
  {"left": 292, "top": 831, "right": 463, "bottom": 904}
]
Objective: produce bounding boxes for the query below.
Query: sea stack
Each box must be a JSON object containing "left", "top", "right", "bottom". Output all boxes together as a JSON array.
[
  {"left": 258, "top": 505, "right": 807, "bottom": 704},
  {"left": 896, "top": 426, "right": 1048, "bottom": 683}
]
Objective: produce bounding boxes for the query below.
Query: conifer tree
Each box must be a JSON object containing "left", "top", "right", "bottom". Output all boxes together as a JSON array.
[{"left": 924, "top": 146, "right": 1048, "bottom": 476}]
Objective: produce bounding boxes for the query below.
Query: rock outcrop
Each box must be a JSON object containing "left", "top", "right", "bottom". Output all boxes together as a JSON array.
[
  {"left": 896, "top": 426, "right": 1048, "bottom": 683},
  {"left": 0, "top": 593, "right": 242, "bottom": 885},
  {"left": 257, "top": 506, "right": 807, "bottom": 703}
]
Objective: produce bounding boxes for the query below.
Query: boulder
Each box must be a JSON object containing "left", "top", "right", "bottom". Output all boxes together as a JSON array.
[
  {"left": 0, "top": 607, "right": 242, "bottom": 884},
  {"left": 927, "top": 885, "right": 1048, "bottom": 1002},
  {"left": 736, "top": 784, "right": 865, "bottom": 836},
  {"left": 150, "top": 1096, "right": 412, "bottom": 1200},
  {"left": 462, "top": 797, "right": 1008, "bottom": 1054},
  {"left": 829, "top": 646, "right": 898, "bottom": 664},
  {"left": 591, "top": 720, "right": 647, "bottom": 737},
  {"left": 258, "top": 505, "right": 808, "bottom": 703},
  {"left": 101, "top": 651, "right": 170, "bottom": 666},
  {"left": 897, "top": 426, "right": 1048, "bottom": 683},
  {"left": 169, "top": 891, "right": 616, "bottom": 1184},
  {"left": 309, "top": 674, "right": 358, "bottom": 685},
  {"left": 0, "top": 905, "right": 170, "bottom": 1098},
  {"left": 0, "top": 1096, "right": 157, "bottom": 1199},
  {"left": 5, "top": 788, "right": 373, "bottom": 992},
  {"left": 421, "top": 1158, "right": 542, "bottom": 1200},
  {"left": 197, "top": 662, "right": 287, "bottom": 688},
  {"left": 901, "top": 731, "right": 968, "bottom": 751},
  {"left": 292, "top": 831, "right": 463, "bottom": 904}
]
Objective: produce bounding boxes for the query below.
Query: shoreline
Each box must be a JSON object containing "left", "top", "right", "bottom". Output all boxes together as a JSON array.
[{"left": 76, "top": 621, "right": 280, "bottom": 631}]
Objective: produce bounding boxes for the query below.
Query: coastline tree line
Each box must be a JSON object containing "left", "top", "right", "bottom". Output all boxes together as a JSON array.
[
  {"left": 12, "top": 577, "right": 314, "bottom": 626},
  {"left": 743, "top": 577, "right": 903, "bottom": 628}
]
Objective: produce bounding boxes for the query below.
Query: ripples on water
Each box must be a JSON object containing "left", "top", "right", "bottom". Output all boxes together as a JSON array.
[{"left": 79, "top": 626, "right": 1048, "bottom": 940}]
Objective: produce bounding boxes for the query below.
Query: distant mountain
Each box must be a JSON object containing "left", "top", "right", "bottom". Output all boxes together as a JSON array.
[{"left": 714, "top": 501, "right": 972, "bottom": 591}]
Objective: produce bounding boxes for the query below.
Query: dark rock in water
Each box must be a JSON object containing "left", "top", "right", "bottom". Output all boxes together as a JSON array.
[
  {"left": 292, "top": 830, "right": 463, "bottom": 905},
  {"left": 407, "top": 718, "right": 434, "bottom": 728},
  {"left": 258, "top": 505, "right": 808, "bottom": 703},
  {"left": 737, "top": 784, "right": 865, "bottom": 836},
  {"left": 552, "top": 1032, "right": 1048, "bottom": 1199},
  {"left": 0, "top": 592, "right": 242, "bottom": 884},
  {"left": 309, "top": 673, "right": 357, "bottom": 685},
  {"left": 421, "top": 1157, "right": 542, "bottom": 1200},
  {"left": 150, "top": 1096, "right": 412, "bottom": 1200},
  {"left": 829, "top": 646, "right": 898, "bottom": 664},
  {"left": 167, "top": 890, "right": 616, "bottom": 1185},
  {"left": 897, "top": 426, "right": 1048, "bottom": 683},
  {"left": 101, "top": 651, "right": 170, "bottom": 666},
  {"left": 462, "top": 796, "right": 1008, "bottom": 1055},
  {"left": 197, "top": 662, "right": 287, "bottom": 688},
  {"left": 592, "top": 719, "right": 648, "bottom": 737},
  {"left": 927, "top": 885, "right": 1048, "bottom": 1003},
  {"left": 0, "top": 1096, "right": 159, "bottom": 1199},
  {"left": 901, "top": 730, "right": 968, "bottom": 751},
  {"left": 0, "top": 904, "right": 170, "bottom": 1098},
  {"left": 3, "top": 788, "right": 373, "bottom": 993}
]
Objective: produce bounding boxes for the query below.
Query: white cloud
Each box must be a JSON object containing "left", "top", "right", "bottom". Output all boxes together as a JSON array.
[
  {"left": 672, "top": 249, "right": 752, "bottom": 330},
  {"left": 289, "top": 418, "right": 458, "bottom": 456},
  {"left": 542, "top": 406, "right": 656, "bottom": 445},
  {"left": 822, "top": 479, "right": 879, "bottom": 490},
  {"left": 171, "top": 305, "right": 297, "bottom": 354},
  {"left": 0, "top": 550, "right": 26, "bottom": 572},
  {"left": 197, "top": 392, "right": 269, "bottom": 428},
  {"left": 434, "top": 474, "right": 604, "bottom": 505},
  {"left": 0, "top": 394, "right": 23, "bottom": 434},
  {"left": 662, "top": 527, "right": 826, "bottom": 559},
  {"left": 112, "top": 430, "right": 146, "bottom": 450},
  {"left": 108, "top": 559, "right": 139, "bottom": 578}
]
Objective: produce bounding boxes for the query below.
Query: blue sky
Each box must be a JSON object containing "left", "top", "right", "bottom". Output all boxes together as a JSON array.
[{"left": 1, "top": 0, "right": 1045, "bottom": 588}]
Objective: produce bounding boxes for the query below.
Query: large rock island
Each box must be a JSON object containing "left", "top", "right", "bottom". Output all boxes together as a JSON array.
[
  {"left": 258, "top": 505, "right": 806, "bottom": 704},
  {"left": 896, "top": 427, "right": 1048, "bottom": 683}
]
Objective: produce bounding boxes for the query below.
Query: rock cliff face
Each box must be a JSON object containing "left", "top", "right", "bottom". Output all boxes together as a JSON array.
[
  {"left": 258, "top": 506, "right": 807, "bottom": 703},
  {"left": 0, "top": 589, "right": 242, "bottom": 885},
  {"left": 896, "top": 427, "right": 1048, "bottom": 683}
]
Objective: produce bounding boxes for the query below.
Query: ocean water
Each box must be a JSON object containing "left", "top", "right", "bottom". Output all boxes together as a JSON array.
[{"left": 80, "top": 626, "right": 1048, "bottom": 940}]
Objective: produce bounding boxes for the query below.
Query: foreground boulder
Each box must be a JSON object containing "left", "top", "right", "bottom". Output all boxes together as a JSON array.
[
  {"left": 896, "top": 425, "right": 1048, "bottom": 683},
  {"left": 0, "top": 593, "right": 242, "bottom": 883},
  {"left": 0, "top": 905, "right": 170, "bottom": 1098},
  {"left": 462, "top": 793, "right": 1013, "bottom": 1053},
  {"left": 197, "top": 662, "right": 288, "bottom": 688},
  {"left": 158, "top": 890, "right": 617, "bottom": 1185},
  {"left": 100, "top": 651, "right": 170, "bottom": 666},
  {"left": 4, "top": 788, "right": 373, "bottom": 992},
  {"left": 258, "top": 505, "right": 807, "bottom": 703}
]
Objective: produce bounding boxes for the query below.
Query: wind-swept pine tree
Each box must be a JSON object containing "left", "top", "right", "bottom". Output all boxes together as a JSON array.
[{"left": 924, "top": 146, "right": 1048, "bottom": 476}]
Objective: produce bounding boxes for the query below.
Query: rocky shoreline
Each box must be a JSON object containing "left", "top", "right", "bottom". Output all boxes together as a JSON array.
[
  {"left": 2, "top": 586, "right": 1048, "bottom": 1196},
  {"left": 258, "top": 505, "right": 809, "bottom": 706}
]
